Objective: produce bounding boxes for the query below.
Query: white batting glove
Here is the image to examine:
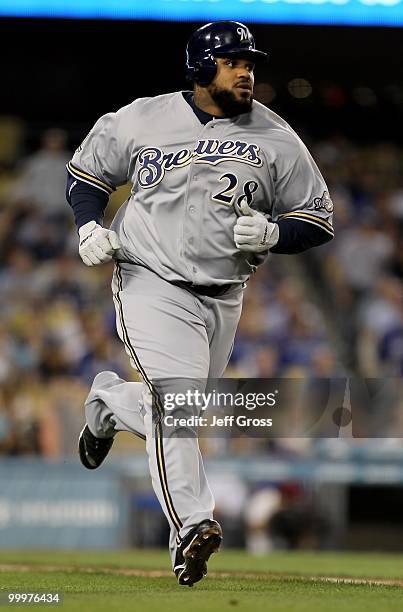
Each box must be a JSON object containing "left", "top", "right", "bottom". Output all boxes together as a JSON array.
[
  {"left": 234, "top": 200, "right": 279, "bottom": 253},
  {"left": 78, "top": 220, "right": 121, "bottom": 266}
]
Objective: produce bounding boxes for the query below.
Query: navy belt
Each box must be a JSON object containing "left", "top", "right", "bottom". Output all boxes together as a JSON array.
[{"left": 171, "top": 281, "right": 238, "bottom": 298}]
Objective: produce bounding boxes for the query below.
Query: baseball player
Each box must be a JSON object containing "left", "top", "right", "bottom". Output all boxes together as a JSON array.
[{"left": 66, "top": 21, "right": 334, "bottom": 586}]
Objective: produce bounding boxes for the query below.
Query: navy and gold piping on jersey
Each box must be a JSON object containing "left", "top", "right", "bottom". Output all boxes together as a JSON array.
[
  {"left": 277, "top": 211, "right": 334, "bottom": 237},
  {"left": 66, "top": 161, "right": 115, "bottom": 196}
]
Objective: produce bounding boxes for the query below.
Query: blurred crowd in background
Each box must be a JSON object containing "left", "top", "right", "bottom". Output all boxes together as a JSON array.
[
  {"left": 0, "top": 113, "right": 402, "bottom": 461},
  {"left": 0, "top": 111, "right": 402, "bottom": 553}
]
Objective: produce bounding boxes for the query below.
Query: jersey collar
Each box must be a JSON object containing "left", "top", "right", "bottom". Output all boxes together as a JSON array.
[{"left": 181, "top": 91, "right": 222, "bottom": 125}]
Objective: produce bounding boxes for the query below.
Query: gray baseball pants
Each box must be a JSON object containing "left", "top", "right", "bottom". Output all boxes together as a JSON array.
[{"left": 84, "top": 262, "right": 243, "bottom": 564}]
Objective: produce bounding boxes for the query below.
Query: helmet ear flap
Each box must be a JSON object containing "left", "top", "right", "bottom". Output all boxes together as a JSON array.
[{"left": 190, "top": 55, "right": 217, "bottom": 87}]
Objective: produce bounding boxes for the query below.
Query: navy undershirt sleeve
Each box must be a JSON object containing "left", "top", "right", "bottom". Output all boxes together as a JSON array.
[
  {"left": 270, "top": 218, "right": 333, "bottom": 254},
  {"left": 66, "top": 171, "right": 109, "bottom": 229}
]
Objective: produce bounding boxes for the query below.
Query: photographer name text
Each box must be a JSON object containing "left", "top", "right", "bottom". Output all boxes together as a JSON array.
[{"left": 163, "top": 415, "right": 273, "bottom": 428}]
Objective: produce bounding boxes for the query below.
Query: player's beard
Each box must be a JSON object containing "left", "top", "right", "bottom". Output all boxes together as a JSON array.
[{"left": 209, "top": 84, "right": 253, "bottom": 117}]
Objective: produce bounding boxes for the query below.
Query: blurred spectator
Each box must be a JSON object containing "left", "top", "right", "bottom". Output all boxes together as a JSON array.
[
  {"left": 333, "top": 218, "right": 394, "bottom": 296},
  {"left": 9, "top": 128, "right": 71, "bottom": 220},
  {"left": 244, "top": 482, "right": 331, "bottom": 553},
  {"left": 268, "top": 482, "right": 331, "bottom": 550},
  {"left": 244, "top": 486, "right": 282, "bottom": 553}
]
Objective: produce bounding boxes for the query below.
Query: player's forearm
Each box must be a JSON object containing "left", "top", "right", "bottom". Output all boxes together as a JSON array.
[
  {"left": 66, "top": 172, "right": 109, "bottom": 229},
  {"left": 269, "top": 218, "right": 334, "bottom": 254}
]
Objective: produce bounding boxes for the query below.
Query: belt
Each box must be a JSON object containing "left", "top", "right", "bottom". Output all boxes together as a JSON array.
[
  {"left": 171, "top": 281, "right": 239, "bottom": 298},
  {"left": 117, "top": 262, "right": 244, "bottom": 297}
]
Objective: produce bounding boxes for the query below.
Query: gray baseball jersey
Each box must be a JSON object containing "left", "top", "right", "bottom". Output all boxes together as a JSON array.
[{"left": 68, "top": 91, "right": 333, "bottom": 286}]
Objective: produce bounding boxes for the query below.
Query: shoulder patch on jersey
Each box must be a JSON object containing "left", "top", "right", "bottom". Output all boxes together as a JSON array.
[{"left": 313, "top": 191, "right": 334, "bottom": 213}]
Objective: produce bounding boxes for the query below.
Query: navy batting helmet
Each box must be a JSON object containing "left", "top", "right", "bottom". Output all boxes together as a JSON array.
[{"left": 185, "top": 21, "right": 268, "bottom": 87}]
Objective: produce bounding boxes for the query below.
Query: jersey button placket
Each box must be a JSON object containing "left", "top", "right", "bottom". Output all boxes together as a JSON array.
[
  {"left": 185, "top": 121, "right": 220, "bottom": 282},
  {"left": 186, "top": 172, "right": 202, "bottom": 282},
  {"left": 186, "top": 203, "right": 198, "bottom": 280},
  {"left": 181, "top": 137, "right": 196, "bottom": 276}
]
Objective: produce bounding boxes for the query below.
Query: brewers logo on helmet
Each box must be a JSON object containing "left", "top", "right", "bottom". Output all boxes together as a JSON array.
[{"left": 185, "top": 20, "right": 268, "bottom": 87}]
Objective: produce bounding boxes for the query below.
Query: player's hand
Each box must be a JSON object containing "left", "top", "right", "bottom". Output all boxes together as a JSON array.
[
  {"left": 78, "top": 220, "right": 121, "bottom": 266},
  {"left": 234, "top": 200, "right": 279, "bottom": 253}
]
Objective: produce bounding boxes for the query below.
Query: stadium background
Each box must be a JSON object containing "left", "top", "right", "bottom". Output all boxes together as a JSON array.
[{"left": 0, "top": 6, "right": 403, "bottom": 555}]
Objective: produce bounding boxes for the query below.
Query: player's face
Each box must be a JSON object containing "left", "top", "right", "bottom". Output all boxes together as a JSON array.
[{"left": 208, "top": 57, "right": 255, "bottom": 116}]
